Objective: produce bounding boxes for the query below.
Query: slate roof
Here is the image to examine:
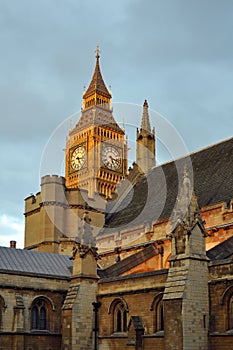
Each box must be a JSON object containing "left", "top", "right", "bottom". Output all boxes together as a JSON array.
[
  {"left": 72, "top": 106, "right": 124, "bottom": 134},
  {"left": 98, "top": 244, "right": 157, "bottom": 278},
  {"left": 207, "top": 236, "right": 233, "bottom": 261},
  {"left": 0, "top": 247, "right": 72, "bottom": 278},
  {"left": 101, "top": 137, "right": 233, "bottom": 233}
]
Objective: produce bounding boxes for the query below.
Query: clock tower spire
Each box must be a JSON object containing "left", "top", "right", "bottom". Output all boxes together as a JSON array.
[
  {"left": 65, "top": 48, "right": 127, "bottom": 198},
  {"left": 82, "top": 45, "right": 112, "bottom": 111}
]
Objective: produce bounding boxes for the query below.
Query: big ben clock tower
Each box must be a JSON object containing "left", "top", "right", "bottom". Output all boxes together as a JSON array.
[{"left": 65, "top": 47, "right": 127, "bottom": 198}]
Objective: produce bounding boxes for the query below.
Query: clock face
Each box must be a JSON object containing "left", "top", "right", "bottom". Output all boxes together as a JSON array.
[
  {"left": 102, "top": 145, "right": 121, "bottom": 171},
  {"left": 70, "top": 146, "right": 87, "bottom": 171}
]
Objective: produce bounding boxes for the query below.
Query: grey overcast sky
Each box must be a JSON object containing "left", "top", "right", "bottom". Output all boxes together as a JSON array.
[{"left": 0, "top": 0, "right": 232, "bottom": 248}]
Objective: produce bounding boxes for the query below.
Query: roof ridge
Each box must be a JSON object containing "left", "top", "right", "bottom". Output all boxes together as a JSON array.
[
  {"left": 0, "top": 246, "right": 70, "bottom": 258},
  {"left": 156, "top": 136, "right": 233, "bottom": 169},
  {"left": 0, "top": 246, "right": 72, "bottom": 278},
  {"left": 100, "top": 136, "right": 233, "bottom": 234}
]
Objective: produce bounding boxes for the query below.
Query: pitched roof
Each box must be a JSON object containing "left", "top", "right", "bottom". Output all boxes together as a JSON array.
[
  {"left": 71, "top": 106, "right": 124, "bottom": 134},
  {"left": 83, "top": 52, "right": 111, "bottom": 99},
  {"left": 207, "top": 236, "right": 233, "bottom": 260},
  {"left": 98, "top": 244, "right": 157, "bottom": 278},
  {"left": 0, "top": 247, "right": 72, "bottom": 278},
  {"left": 101, "top": 137, "right": 233, "bottom": 233}
]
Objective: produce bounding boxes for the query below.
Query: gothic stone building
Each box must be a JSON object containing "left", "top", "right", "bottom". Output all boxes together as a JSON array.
[{"left": 0, "top": 50, "right": 233, "bottom": 350}]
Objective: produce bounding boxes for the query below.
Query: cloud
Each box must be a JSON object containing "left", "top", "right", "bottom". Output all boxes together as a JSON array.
[
  {"left": 118, "top": 0, "right": 233, "bottom": 64},
  {"left": 0, "top": 214, "right": 24, "bottom": 248},
  {"left": 0, "top": 0, "right": 232, "bottom": 249}
]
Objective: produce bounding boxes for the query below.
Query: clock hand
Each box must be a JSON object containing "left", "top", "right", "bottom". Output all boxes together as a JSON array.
[
  {"left": 108, "top": 155, "right": 120, "bottom": 168},
  {"left": 111, "top": 156, "right": 119, "bottom": 164},
  {"left": 109, "top": 155, "right": 114, "bottom": 164}
]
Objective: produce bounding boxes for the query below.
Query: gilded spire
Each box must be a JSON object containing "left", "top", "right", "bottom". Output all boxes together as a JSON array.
[
  {"left": 83, "top": 46, "right": 111, "bottom": 105},
  {"left": 141, "top": 99, "right": 151, "bottom": 132}
]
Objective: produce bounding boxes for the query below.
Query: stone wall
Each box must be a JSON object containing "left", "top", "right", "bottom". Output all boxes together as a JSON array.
[
  {"left": 0, "top": 271, "right": 68, "bottom": 350},
  {"left": 98, "top": 270, "right": 167, "bottom": 350},
  {"left": 208, "top": 259, "right": 233, "bottom": 350}
]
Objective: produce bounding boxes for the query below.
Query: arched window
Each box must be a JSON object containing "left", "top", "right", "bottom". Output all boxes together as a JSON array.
[
  {"left": 40, "top": 307, "right": 46, "bottom": 330},
  {"left": 109, "top": 298, "right": 128, "bottom": 333},
  {"left": 114, "top": 302, "right": 127, "bottom": 332},
  {"left": 220, "top": 285, "right": 233, "bottom": 332},
  {"left": 0, "top": 296, "right": 5, "bottom": 331},
  {"left": 31, "top": 298, "right": 51, "bottom": 331},
  {"left": 228, "top": 294, "right": 233, "bottom": 330},
  {"left": 31, "top": 306, "right": 38, "bottom": 329},
  {"left": 150, "top": 293, "right": 164, "bottom": 333},
  {"left": 155, "top": 299, "right": 164, "bottom": 332}
]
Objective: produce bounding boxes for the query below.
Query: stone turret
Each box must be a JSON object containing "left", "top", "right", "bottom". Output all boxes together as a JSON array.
[
  {"left": 24, "top": 174, "right": 105, "bottom": 254},
  {"left": 136, "top": 100, "right": 156, "bottom": 173},
  {"left": 24, "top": 175, "right": 67, "bottom": 253}
]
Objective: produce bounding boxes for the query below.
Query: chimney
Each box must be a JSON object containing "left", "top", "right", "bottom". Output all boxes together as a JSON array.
[{"left": 10, "top": 240, "right": 16, "bottom": 249}]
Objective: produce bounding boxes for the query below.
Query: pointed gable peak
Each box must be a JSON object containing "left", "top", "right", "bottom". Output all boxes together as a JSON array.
[
  {"left": 141, "top": 99, "right": 151, "bottom": 132},
  {"left": 83, "top": 46, "right": 111, "bottom": 101}
]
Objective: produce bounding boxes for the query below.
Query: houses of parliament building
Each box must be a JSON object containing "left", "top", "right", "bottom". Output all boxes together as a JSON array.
[{"left": 0, "top": 49, "right": 233, "bottom": 350}]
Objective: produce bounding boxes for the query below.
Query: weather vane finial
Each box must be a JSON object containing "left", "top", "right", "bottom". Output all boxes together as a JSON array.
[{"left": 95, "top": 44, "right": 100, "bottom": 59}]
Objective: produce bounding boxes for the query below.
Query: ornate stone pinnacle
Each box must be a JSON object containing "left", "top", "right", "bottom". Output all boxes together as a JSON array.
[
  {"left": 72, "top": 243, "right": 99, "bottom": 260},
  {"left": 141, "top": 99, "right": 151, "bottom": 132}
]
